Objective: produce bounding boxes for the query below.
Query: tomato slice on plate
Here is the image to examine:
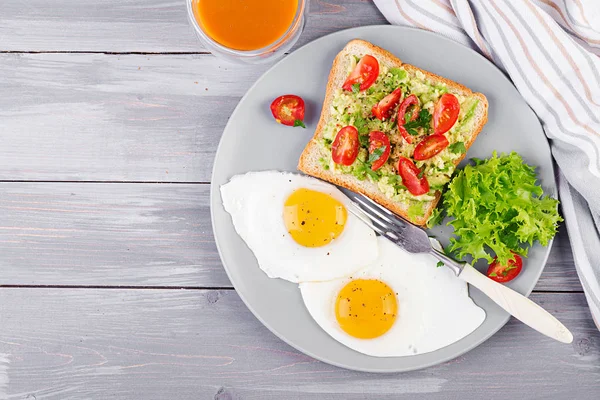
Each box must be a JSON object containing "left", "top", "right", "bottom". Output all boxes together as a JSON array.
[
  {"left": 372, "top": 88, "right": 402, "bottom": 120},
  {"left": 397, "top": 157, "right": 429, "bottom": 196},
  {"left": 368, "top": 131, "right": 391, "bottom": 171},
  {"left": 433, "top": 93, "right": 460, "bottom": 135},
  {"left": 413, "top": 134, "right": 449, "bottom": 161},
  {"left": 342, "top": 55, "right": 380, "bottom": 92},
  {"left": 270, "top": 95, "right": 306, "bottom": 127},
  {"left": 332, "top": 126, "right": 359, "bottom": 166},
  {"left": 397, "top": 94, "right": 420, "bottom": 144},
  {"left": 487, "top": 253, "right": 523, "bottom": 283}
]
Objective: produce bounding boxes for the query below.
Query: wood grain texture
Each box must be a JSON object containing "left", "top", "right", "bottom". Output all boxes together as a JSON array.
[
  {"left": 0, "top": 182, "right": 581, "bottom": 290},
  {"left": 0, "top": 289, "right": 598, "bottom": 400},
  {"left": 0, "top": 0, "right": 593, "bottom": 396},
  {"left": 0, "top": 182, "right": 222, "bottom": 287},
  {"left": 0, "top": 0, "right": 387, "bottom": 52},
  {"left": 0, "top": 53, "right": 263, "bottom": 182}
]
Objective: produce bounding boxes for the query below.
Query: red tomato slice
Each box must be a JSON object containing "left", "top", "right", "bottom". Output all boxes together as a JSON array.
[
  {"left": 368, "top": 131, "right": 391, "bottom": 171},
  {"left": 487, "top": 253, "right": 523, "bottom": 283},
  {"left": 332, "top": 126, "right": 359, "bottom": 166},
  {"left": 342, "top": 55, "right": 380, "bottom": 92},
  {"left": 270, "top": 95, "right": 305, "bottom": 127},
  {"left": 413, "top": 134, "right": 450, "bottom": 161},
  {"left": 397, "top": 157, "right": 429, "bottom": 196},
  {"left": 372, "top": 88, "right": 402, "bottom": 120},
  {"left": 397, "top": 94, "right": 420, "bottom": 144},
  {"left": 433, "top": 93, "right": 460, "bottom": 135}
]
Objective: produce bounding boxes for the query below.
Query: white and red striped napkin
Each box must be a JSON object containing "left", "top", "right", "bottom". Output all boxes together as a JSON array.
[{"left": 374, "top": 0, "right": 600, "bottom": 329}]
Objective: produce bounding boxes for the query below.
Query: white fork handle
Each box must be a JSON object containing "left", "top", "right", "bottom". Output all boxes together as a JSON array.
[{"left": 459, "top": 264, "right": 573, "bottom": 344}]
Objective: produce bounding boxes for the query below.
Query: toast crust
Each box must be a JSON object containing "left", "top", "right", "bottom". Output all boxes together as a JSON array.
[{"left": 298, "top": 39, "right": 488, "bottom": 226}]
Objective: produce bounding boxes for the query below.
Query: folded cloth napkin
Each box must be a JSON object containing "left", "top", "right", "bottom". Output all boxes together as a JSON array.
[{"left": 374, "top": 0, "right": 600, "bottom": 329}]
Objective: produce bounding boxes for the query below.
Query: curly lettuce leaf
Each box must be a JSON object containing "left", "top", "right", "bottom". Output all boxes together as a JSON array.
[{"left": 442, "top": 152, "right": 563, "bottom": 265}]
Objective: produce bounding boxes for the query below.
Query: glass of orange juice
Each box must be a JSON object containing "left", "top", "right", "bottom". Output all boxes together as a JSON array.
[{"left": 187, "top": 0, "right": 307, "bottom": 64}]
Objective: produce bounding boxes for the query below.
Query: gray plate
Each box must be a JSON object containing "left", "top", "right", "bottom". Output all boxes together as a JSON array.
[{"left": 210, "top": 26, "right": 555, "bottom": 372}]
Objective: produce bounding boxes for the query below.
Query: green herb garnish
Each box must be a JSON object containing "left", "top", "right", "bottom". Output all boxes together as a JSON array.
[
  {"left": 358, "top": 134, "right": 369, "bottom": 148},
  {"left": 404, "top": 109, "right": 432, "bottom": 136},
  {"left": 353, "top": 112, "right": 370, "bottom": 135},
  {"left": 294, "top": 119, "right": 306, "bottom": 128},
  {"left": 353, "top": 160, "right": 379, "bottom": 182},
  {"left": 436, "top": 261, "right": 445, "bottom": 268},
  {"left": 368, "top": 146, "right": 386, "bottom": 164},
  {"left": 448, "top": 141, "right": 466, "bottom": 154},
  {"left": 352, "top": 83, "right": 361, "bottom": 94}
]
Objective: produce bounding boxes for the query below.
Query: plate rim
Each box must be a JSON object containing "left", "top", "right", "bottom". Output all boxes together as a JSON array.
[{"left": 209, "top": 25, "right": 555, "bottom": 373}]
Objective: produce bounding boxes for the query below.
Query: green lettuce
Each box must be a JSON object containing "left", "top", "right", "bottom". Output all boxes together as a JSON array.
[{"left": 442, "top": 152, "right": 562, "bottom": 265}]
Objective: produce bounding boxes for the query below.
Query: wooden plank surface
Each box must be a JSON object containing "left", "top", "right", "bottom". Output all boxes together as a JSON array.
[
  {"left": 0, "top": 0, "right": 387, "bottom": 52},
  {"left": 0, "top": 182, "right": 580, "bottom": 290},
  {"left": 0, "top": 53, "right": 258, "bottom": 182},
  {"left": 1, "top": 0, "right": 595, "bottom": 396},
  {"left": 0, "top": 289, "right": 598, "bottom": 400}
]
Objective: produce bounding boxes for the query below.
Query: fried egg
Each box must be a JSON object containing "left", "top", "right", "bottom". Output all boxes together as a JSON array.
[
  {"left": 220, "top": 171, "right": 378, "bottom": 283},
  {"left": 300, "top": 237, "right": 486, "bottom": 357}
]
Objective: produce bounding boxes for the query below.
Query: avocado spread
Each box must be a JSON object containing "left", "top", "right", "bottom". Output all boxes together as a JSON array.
[{"left": 318, "top": 56, "right": 480, "bottom": 218}]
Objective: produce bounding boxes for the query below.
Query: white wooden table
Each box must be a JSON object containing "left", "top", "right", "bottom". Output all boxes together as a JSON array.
[{"left": 0, "top": 1, "right": 599, "bottom": 398}]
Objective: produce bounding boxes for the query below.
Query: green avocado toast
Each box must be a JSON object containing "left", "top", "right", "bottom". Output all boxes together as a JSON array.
[{"left": 298, "top": 39, "right": 488, "bottom": 226}]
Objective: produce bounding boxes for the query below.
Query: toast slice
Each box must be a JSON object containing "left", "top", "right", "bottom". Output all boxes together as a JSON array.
[{"left": 298, "top": 39, "right": 488, "bottom": 226}]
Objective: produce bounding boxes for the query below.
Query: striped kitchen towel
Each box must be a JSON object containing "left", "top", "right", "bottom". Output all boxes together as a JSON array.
[{"left": 373, "top": 0, "right": 600, "bottom": 329}]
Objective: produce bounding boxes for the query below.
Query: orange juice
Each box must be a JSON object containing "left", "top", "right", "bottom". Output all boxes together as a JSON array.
[{"left": 192, "top": 0, "right": 298, "bottom": 51}]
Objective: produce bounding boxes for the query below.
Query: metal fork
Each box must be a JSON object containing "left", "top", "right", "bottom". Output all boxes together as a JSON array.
[{"left": 347, "top": 194, "right": 573, "bottom": 344}]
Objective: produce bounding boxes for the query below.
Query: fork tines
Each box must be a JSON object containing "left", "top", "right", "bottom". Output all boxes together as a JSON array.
[{"left": 347, "top": 195, "right": 402, "bottom": 242}]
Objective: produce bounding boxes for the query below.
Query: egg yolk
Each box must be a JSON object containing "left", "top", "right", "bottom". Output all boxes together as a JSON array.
[
  {"left": 335, "top": 279, "right": 398, "bottom": 339},
  {"left": 283, "top": 188, "right": 347, "bottom": 247}
]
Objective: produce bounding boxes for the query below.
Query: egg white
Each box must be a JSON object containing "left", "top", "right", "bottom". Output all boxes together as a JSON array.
[
  {"left": 220, "top": 171, "right": 378, "bottom": 283},
  {"left": 300, "top": 237, "right": 486, "bottom": 357}
]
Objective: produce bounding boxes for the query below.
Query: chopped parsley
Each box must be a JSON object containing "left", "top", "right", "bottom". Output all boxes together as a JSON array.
[
  {"left": 448, "top": 141, "right": 466, "bottom": 154},
  {"left": 353, "top": 112, "right": 370, "bottom": 135},
  {"left": 358, "top": 134, "right": 369, "bottom": 148},
  {"left": 436, "top": 261, "right": 445, "bottom": 268},
  {"left": 403, "top": 109, "right": 432, "bottom": 136},
  {"left": 352, "top": 83, "right": 361, "bottom": 94},
  {"left": 368, "top": 146, "right": 386, "bottom": 164},
  {"left": 353, "top": 160, "right": 379, "bottom": 181}
]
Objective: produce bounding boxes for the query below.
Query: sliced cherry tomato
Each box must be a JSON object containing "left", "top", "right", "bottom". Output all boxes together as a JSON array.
[
  {"left": 368, "top": 131, "right": 391, "bottom": 171},
  {"left": 342, "top": 55, "right": 380, "bottom": 92},
  {"left": 332, "top": 126, "right": 359, "bottom": 166},
  {"left": 372, "top": 88, "right": 402, "bottom": 120},
  {"left": 413, "top": 134, "right": 450, "bottom": 161},
  {"left": 397, "top": 157, "right": 429, "bottom": 196},
  {"left": 487, "top": 253, "right": 523, "bottom": 283},
  {"left": 433, "top": 93, "right": 460, "bottom": 135},
  {"left": 270, "top": 95, "right": 306, "bottom": 127},
  {"left": 397, "top": 94, "right": 420, "bottom": 144}
]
